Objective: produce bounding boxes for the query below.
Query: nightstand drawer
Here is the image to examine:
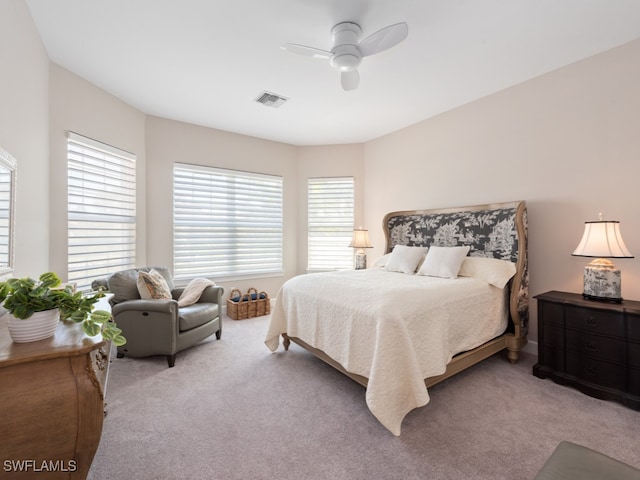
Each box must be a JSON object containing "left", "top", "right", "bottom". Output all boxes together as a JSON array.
[
  {"left": 540, "top": 345, "right": 564, "bottom": 371},
  {"left": 565, "top": 305, "right": 623, "bottom": 336},
  {"left": 565, "top": 331, "right": 624, "bottom": 364},
  {"left": 539, "top": 301, "right": 565, "bottom": 328},
  {"left": 629, "top": 318, "right": 640, "bottom": 342},
  {"left": 629, "top": 342, "right": 640, "bottom": 369},
  {"left": 566, "top": 354, "right": 625, "bottom": 390},
  {"left": 629, "top": 367, "right": 640, "bottom": 395},
  {"left": 541, "top": 324, "right": 564, "bottom": 348}
]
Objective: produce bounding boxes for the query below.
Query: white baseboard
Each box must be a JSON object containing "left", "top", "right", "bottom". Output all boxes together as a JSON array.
[{"left": 522, "top": 339, "right": 537, "bottom": 357}]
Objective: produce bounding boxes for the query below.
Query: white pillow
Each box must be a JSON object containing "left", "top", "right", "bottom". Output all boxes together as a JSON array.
[
  {"left": 384, "top": 245, "right": 427, "bottom": 274},
  {"left": 458, "top": 256, "right": 517, "bottom": 289},
  {"left": 417, "top": 246, "right": 470, "bottom": 279},
  {"left": 370, "top": 253, "right": 392, "bottom": 269}
]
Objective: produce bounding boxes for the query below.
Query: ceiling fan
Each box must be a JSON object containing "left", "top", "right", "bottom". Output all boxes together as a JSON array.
[{"left": 281, "top": 21, "right": 409, "bottom": 91}]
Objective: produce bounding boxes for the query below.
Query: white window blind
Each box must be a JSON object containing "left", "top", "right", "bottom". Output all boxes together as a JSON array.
[
  {"left": 67, "top": 132, "right": 136, "bottom": 291},
  {"left": 0, "top": 162, "right": 12, "bottom": 269},
  {"left": 173, "top": 163, "right": 283, "bottom": 281},
  {"left": 308, "top": 177, "right": 354, "bottom": 271}
]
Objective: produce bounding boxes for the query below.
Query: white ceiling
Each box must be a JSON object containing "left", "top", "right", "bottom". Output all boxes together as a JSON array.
[{"left": 25, "top": 0, "right": 640, "bottom": 146}]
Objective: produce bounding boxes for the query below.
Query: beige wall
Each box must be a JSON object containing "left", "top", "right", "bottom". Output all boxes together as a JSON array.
[
  {"left": 48, "top": 64, "right": 147, "bottom": 278},
  {"left": 296, "top": 144, "right": 366, "bottom": 271},
  {"left": 0, "top": 0, "right": 50, "bottom": 277},
  {"left": 364, "top": 39, "right": 640, "bottom": 342},
  {"left": 145, "top": 116, "right": 300, "bottom": 297}
]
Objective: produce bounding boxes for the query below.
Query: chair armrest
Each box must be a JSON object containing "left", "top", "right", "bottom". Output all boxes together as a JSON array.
[
  {"left": 91, "top": 277, "right": 109, "bottom": 291},
  {"left": 170, "top": 285, "right": 224, "bottom": 305},
  {"left": 111, "top": 299, "right": 181, "bottom": 337},
  {"left": 112, "top": 298, "right": 178, "bottom": 315},
  {"left": 197, "top": 285, "right": 224, "bottom": 305},
  {"left": 172, "top": 288, "right": 184, "bottom": 300}
]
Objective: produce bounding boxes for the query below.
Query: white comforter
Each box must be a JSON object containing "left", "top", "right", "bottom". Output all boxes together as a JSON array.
[{"left": 264, "top": 269, "right": 508, "bottom": 435}]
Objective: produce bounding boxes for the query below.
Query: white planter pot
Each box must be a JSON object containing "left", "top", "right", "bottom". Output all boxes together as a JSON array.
[{"left": 6, "top": 309, "right": 60, "bottom": 343}]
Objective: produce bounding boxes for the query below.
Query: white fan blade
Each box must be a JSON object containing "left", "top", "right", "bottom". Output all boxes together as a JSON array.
[
  {"left": 281, "top": 43, "right": 332, "bottom": 59},
  {"left": 359, "top": 22, "right": 408, "bottom": 57},
  {"left": 341, "top": 70, "right": 359, "bottom": 91}
]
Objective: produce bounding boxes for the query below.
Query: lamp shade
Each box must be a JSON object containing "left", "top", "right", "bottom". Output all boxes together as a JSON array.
[
  {"left": 572, "top": 220, "right": 633, "bottom": 258},
  {"left": 349, "top": 228, "right": 372, "bottom": 249}
]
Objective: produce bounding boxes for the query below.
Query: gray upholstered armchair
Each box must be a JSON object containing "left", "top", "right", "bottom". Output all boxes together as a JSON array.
[{"left": 92, "top": 266, "right": 223, "bottom": 367}]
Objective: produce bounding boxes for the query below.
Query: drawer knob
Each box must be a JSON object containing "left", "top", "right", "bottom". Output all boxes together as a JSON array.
[
  {"left": 585, "top": 341, "right": 599, "bottom": 352},
  {"left": 585, "top": 365, "right": 598, "bottom": 376},
  {"left": 585, "top": 316, "right": 599, "bottom": 328}
]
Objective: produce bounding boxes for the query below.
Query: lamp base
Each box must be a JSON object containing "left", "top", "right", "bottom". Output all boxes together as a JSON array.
[
  {"left": 582, "top": 293, "right": 623, "bottom": 304},
  {"left": 582, "top": 260, "right": 622, "bottom": 303},
  {"left": 354, "top": 250, "right": 367, "bottom": 270}
]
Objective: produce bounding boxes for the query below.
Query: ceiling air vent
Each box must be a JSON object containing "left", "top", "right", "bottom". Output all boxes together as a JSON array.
[{"left": 255, "top": 91, "right": 288, "bottom": 109}]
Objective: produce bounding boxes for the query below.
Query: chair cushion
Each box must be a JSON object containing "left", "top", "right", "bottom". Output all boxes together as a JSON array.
[{"left": 179, "top": 303, "right": 219, "bottom": 332}]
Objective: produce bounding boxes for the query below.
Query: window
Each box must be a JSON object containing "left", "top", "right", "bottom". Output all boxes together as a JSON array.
[
  {"left": 67, "top": 132, "right": 136, "bottom": 291},
  {"left": 0, "top": 148, "right": 16, "bottom": 275},
  {"left": 173, "top": 163, "right": 283, "bottom": 281},
  {"left": 307, "top": 177, "right": 354, "bottom": 271}
]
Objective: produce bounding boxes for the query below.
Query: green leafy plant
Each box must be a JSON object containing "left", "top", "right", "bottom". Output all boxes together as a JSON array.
[{"left": 0, "top": 272, "right": 126, "bottom": 346}]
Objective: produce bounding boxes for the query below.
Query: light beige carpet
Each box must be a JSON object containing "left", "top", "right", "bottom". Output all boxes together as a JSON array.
[{"left": 89, "top": 314, "right": 640, "bottom": 480}]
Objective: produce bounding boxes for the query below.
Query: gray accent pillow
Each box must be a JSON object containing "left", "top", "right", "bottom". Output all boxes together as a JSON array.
[{"left": 108, "top": 269, "right": 142, "bottom": 304}]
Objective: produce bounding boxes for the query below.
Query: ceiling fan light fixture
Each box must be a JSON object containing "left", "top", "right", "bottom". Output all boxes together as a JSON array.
[
  {"left": 331, "top": 54, "right": 360, "bottom": 71},
  {"left": 282, "top": 20, "right": 408, "bottom": 91},
  {"left": 330, "top": 45, "right": 361, "bottom": 71}
]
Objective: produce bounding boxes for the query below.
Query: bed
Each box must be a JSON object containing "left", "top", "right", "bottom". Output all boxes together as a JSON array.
[{"left": 265, "top": 200, "right": 528, "bottom": 435}]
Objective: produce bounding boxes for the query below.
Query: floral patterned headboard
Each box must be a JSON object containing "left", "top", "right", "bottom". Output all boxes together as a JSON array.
[{"left": 383, "top": 200, "right": 529, "bottom": 337}]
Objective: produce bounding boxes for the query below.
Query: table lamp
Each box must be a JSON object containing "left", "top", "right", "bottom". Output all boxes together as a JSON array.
[
  {"left": 349, "top": 227, "right": 372, "bottom": 269},
  {"left": 571, "top": 214, "right": 633, "bottom": 303}
]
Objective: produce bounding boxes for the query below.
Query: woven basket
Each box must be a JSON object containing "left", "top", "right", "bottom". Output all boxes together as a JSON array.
[
  {"left": 227, "top": 288, "right": 248, "bottom": 320},
  {"left": 255, "top": 290, "right": 271, "bottom": 317},
  {"left": 227, "top": 287, "right": 270, "bottom": 320}
]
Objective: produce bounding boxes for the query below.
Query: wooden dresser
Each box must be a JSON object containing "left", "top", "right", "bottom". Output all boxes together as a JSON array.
[
  {"left": 0, "top": 316, "right": 110, "bottom": 479},
  {"left": 533, "top": 290, "right": 640, "bottom": 410}
]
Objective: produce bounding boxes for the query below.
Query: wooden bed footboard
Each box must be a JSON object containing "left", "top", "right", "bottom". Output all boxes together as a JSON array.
[{"left": 284, "top": 332, "right": 514, "bottom": 389}]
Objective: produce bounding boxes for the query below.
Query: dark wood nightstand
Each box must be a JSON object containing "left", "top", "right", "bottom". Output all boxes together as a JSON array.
[{"left": 533, "top": 290, "right": 640, "bottom": 410}]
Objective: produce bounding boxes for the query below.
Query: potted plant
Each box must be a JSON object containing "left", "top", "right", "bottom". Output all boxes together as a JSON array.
[{"left": 0, "top": 271, "right": 126, "bottom": 345}]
